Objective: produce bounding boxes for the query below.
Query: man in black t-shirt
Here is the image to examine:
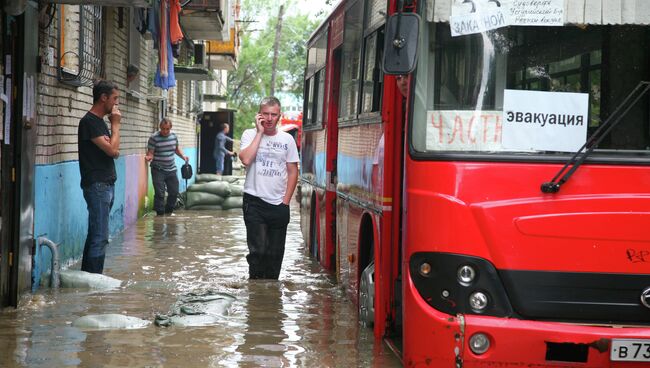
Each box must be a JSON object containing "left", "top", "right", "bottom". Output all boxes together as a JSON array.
[{"left": 77, "top": 80, "right": 121, "bottom": 274}]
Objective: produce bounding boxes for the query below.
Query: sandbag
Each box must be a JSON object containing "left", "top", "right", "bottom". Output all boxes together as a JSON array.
[
  {"left": 187, "top": 205, "right": 223, "bottom": 210},
  {"left": 195, "top": 173, "right": 222, "bottom": 182},
  {"left": 222, "top": 196, "right": 243, "bottom": 210},
  {"left": 229, "top": 184, "right": 244, "bottom": 196},
  {"left": 221, "top": 176, "right": 242, "bottom": 183},
  {"left": 186, "top": 191, "right": 225, "bottom": 208},
  {"left": 60, "top": 270, "right": 122, "bottom": 289},
  {"left": 188, "top": 181, "right": 232, "bottom": 197},
  {"left": 155, "top": 291, "right": 236, "bottom": 327},
  {"left": 73, "top": 314, "right": 150, "bottom": 330}
]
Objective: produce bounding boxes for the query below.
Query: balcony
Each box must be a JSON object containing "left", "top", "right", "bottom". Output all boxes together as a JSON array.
[
  {"left": 205, "top": 29, "right": 238, "bottom": 71},
  {"left": 45, "top": 0, "right": 148, "bottom": 5},
  {"left": 180, "top": 0, "right": 229, "bottom": 41},
  {"left": 174, "top": 65, "right": 214, "bottom": 81}
]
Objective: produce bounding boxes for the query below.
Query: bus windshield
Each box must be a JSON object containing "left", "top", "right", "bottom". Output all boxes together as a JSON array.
[{"left": 411, "top": 23, "right": 650, "bottom": 157}]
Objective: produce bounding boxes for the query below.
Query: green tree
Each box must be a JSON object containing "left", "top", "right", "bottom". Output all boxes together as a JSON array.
[{"left": 228, "top": 0, "right": 326, "bottom": 139}]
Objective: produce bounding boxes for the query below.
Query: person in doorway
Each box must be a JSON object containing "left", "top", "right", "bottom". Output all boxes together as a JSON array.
[
  {"left": 239, "top": 97, "right": 299, "bottom": 279},
  {"left": 78, "top": 80, "right": 121, "bottom": 274},
  {"left": 213, "top": 122, "right": 235, "bottom": 175},
  {"left": 145, "top": 118, "right": 189, "bottom": 216}
]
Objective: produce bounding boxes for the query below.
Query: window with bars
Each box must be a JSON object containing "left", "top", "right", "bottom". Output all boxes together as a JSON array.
[{"left": 57, "top": 5, "right": 103, "bottom": 87}]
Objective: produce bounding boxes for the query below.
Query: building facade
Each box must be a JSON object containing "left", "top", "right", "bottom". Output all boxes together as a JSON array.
[{"left": 0, "top": 0, "right": 238, "bottom": 307}]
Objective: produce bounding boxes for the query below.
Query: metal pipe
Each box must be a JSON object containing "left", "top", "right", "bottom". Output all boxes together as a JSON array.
[{"left": 37, "top": 237, "right": 60, "bottom": 289}]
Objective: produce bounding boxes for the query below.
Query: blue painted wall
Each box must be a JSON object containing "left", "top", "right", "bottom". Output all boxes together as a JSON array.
[{"left": 32, "top": 149, "right": 197, "bottom": 288}]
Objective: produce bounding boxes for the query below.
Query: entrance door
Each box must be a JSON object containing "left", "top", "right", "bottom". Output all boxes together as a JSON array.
[
  {"left": 0, "top": 3, "right": 38, "bottom": 307},
  {"left": 198, "top": 110, "right": 235, "bottom": 175}
]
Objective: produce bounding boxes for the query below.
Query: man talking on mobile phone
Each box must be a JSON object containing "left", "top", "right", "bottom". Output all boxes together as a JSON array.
[
  {"left": 77, "top": 80, "right": 121, "bottom": 274},
  {"left": 239, "top": 96, "right": 299, "bottom": 280}
]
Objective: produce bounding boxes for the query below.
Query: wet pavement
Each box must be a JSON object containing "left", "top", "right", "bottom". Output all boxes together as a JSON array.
[{"left": 0, "top": 200, "right": 402, "bottom": 367}]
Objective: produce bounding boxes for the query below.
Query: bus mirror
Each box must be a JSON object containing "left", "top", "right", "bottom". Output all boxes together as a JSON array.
[{"left": 382, "top": 12, "right": 421, "bottom": 75}]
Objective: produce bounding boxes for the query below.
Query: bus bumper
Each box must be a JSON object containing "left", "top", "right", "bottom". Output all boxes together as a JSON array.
[{"left": 404, "top": 279, "right": 650, "bottom": 368}]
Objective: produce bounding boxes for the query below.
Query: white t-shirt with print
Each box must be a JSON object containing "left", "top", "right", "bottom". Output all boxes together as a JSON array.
[{"left": 240, "top": 128, "right": 300, "bottom": 205}]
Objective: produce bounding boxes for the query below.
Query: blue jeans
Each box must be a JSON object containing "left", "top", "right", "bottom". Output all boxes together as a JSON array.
[
  {"left": 214, "top": 152, "right": 225, "bottom": 173},
  {"left": 81, "top": 182, "right": 114, "bottom": 274}
]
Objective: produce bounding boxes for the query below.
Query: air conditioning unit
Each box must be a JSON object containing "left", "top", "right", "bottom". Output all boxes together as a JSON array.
[{"left": 194, "top": 43, "right": 207, "bottom": 68}]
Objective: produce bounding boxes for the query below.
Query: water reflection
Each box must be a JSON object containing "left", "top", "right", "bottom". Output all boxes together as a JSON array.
[
  {"left": 232, "top": 281, "right": 289, "bottom": 367},
  {"left": 0, "top": 204, "right": 401, "bottom": 367}
]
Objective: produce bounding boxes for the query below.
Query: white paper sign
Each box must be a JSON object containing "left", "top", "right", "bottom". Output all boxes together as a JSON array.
[
  {"left": 28, "top": 76, "right": 35, "bottom": 121},
  {"left": 502, "top": 90, "right": 588, "bottom": 152},
  {"left": 508, "top": 0, "right": 564, "bottom": 26},
  {"left": 450, "top": 0, "right": 509, "bottom": 36},
  {"left": 0, "top": 76, "right": 5, "bottom": 102},
  {"left": 22, "top": 74, "right": 27, "bottom": 119},
  {"left": 450, "top": 5, "right": 508, "bottom": 37},
  {"left": 450, "top": 0, "right": 564, "bottom": 36},
  {"left": 426, "top": 110, "right": 504, "bottom": 151},
  {"left": 4, "top": 77, "right": 10, "bottom": 144}
]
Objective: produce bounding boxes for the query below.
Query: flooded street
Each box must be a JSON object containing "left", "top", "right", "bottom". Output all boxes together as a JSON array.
[{"left": 0, "top": 201, "right": 401, "bottom": 367}]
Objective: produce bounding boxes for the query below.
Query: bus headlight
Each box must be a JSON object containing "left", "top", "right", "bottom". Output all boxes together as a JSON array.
[
  {"left": 469, "top": 291, "right": 489, "bottom": 312},
  {"left": 419, "top": 262, "right": 432, "bottom": 277},
  {"left": 457, "top": 265, "right": 476, "bottom": 285},
  {"left": 469, "top": 333, "right": 491, "bottom": 355},
  {"left": 409, "top": 252, "right": 513, "bottom": 317}
]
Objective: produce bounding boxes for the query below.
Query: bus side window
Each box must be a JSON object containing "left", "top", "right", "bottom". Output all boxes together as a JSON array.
[
  {"left": 361, "top": 29, "right": 384, "bottom": 114},
  {"left": 304, "top": 77, "right": 315, "bottom": 126},
  {"left": 339, "top": 0, "right": 363, "bottom": 121},
  {"left": 315, "top": 69, "right": 325, "bottom": 126}
]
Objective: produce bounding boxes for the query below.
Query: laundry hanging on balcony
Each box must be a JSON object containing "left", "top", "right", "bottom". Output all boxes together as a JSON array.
[{"left": 149, "top": 0, "right": 185, "bottom": 90}]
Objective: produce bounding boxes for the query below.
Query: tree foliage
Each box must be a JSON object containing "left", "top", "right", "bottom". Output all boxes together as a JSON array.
[{"left": 228, "top": 0, "right": 327, "bottom": 138}]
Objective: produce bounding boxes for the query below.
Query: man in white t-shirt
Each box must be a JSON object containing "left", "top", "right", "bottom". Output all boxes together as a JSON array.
[{"left": 239, "top": 97, "right": 299, "bottom": 279}]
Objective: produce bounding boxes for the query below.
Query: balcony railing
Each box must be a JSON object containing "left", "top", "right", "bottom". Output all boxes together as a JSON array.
[{"left": 182, "top": 0, "right": 221, "bottom": 11}]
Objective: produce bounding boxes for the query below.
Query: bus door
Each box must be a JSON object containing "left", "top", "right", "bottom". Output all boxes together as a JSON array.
[{"left": 323, "top": 47, "right": 341, "bottom": 270}]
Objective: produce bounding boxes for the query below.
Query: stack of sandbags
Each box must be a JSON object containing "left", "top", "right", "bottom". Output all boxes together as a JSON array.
[{"left": 185, "top": 174, "right": 245, "bottom": 210}]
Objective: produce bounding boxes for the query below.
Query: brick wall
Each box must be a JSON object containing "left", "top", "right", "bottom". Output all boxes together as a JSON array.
[
  {"left": 166, "top": 81, "right": 197, "bottom": 149},
  {"left": 36, "top": 5, "right": 197, "bottom": 165},
  {"left": 36, "top": 4, "right": 91, "bottom": 164}
]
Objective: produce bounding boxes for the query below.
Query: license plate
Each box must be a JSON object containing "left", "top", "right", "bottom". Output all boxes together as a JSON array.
[{"left": 611, "top": 339, "right": 650, "bottom": 361}]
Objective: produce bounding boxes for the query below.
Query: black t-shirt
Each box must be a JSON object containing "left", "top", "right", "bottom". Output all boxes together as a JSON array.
[{"left": 78, "top": 112, "right": 116, "bottom": 188}]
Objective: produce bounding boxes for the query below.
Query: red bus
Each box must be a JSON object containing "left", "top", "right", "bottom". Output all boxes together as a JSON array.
[
  {"left": 280, "top": 110, "right": 302, "bottom": 151},
  {"left": 300, "top": 0, "right": 650, "bottom": 366}
]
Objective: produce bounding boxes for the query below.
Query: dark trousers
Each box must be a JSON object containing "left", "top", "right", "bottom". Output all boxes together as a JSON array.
[
  {"left": 81, "top": 182, "right": 115, "bottom": 274},
  {"left": 151, "top": 167, "right": 179, "bottom": 214},
  {"left": 243, "top": 193, "right": 290, "bottom": 279}
]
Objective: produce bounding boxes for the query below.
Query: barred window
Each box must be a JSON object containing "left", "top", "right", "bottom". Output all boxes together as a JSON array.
[{"left": 57, "top": 5, "right": 103, "bottom": 87}]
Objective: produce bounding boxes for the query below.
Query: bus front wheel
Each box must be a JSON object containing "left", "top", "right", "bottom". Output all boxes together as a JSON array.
[{"left": 359, "top": 261, "right": 375, "bottom": 328}]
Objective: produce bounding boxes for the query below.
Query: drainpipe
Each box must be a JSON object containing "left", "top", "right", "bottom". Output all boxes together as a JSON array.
[{"left": 36, "top": 237, "right": 60, "bottom": 289}]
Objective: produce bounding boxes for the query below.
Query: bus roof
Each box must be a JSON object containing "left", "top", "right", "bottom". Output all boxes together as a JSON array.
[{"left": 307, "top": 0, "right": 347, "bottom": 46}]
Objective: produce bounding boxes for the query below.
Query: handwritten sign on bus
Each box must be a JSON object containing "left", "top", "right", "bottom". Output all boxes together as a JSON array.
[
  {"left": 426, "top": 110, "right": 504, "bottom": 151},
  {"left": 450, "top": 0, "right": 564, "bottom": 37},
  {"left": 450, "top": 2, "right": 508, "bottom": 37},
  {"left": 508, "top": 0, "right": 564, "bottom": 26},
  {"left": 502, "top": 89, "right": 588, "bottom": 152}
]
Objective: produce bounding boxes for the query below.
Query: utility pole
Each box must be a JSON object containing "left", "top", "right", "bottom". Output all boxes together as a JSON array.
[{"left": 270, "top": 4, "right": 284, "bottom": 96}]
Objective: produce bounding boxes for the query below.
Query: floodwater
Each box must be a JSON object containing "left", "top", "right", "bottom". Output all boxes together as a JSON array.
[{"left": 0, "top": 200, "right": 401, "bottom": 367}]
